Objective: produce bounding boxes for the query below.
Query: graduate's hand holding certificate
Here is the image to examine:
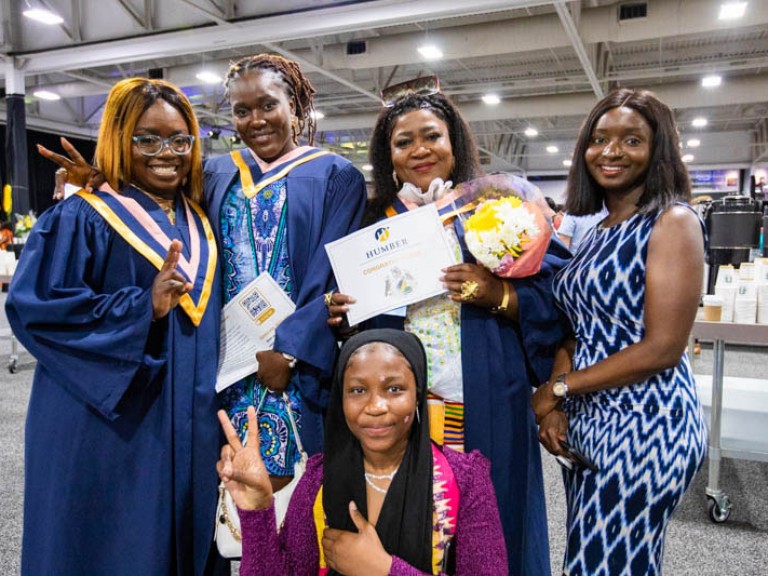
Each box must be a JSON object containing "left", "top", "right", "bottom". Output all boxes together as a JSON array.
[
  {"left": 216, "top": 273, "right": 296, "bottom": 392},
  {"left": 325, "top": 204, "right": 458, "bottom": 325}
]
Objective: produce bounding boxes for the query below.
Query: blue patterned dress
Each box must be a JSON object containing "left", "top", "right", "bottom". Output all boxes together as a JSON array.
[
  {"left": 218, "top": 175, "right": 302, "bottom": 476},
  {"left": 552, "top": 209, "right": 707, "bottom": 575}
]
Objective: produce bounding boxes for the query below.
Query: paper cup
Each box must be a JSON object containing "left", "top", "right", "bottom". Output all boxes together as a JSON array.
[{"left": 702, "top": 295, "right": 723, "bottom": 322}]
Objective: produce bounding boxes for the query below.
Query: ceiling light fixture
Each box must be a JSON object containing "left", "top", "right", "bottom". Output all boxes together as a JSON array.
[
  {"left": 208, "top": 128, "right": 221, "bottom": 140},
  {"left": 687, "top": 138, "right": 701, "bottom": 148},
  {"left": 196, "top": 71, "right": 222, "bottom": 84},
  {"left": 524, "top": 127, "right": 539, "bottom": 137},
  {"left": 546, "top": 145, "right": 559, "bottom": 154},
  {"left": 702, "top": 75, "right": 722, "bottom": 88},
  {"left": 33, "top": 90, "right": 61, "bottom": 101},
  {"left": 482, "top": 94, "right": 501, "bottom": 105},
  {"left": 682, "top": 154, "right": 695, "bottom": 163},
  {"left": 563, "top": 159, "right": 572, "bottom": 167},
  {"left": 417, "top": 45, "right": 443, "bottom": 60},
  {"left": 22, "top": 8, "right": 64, "bottom": 25},
  {"left": 692, "top": 117, "right": 708, "bottom": 127},
  {"left": 311, "top": 110, "right": 325, "bottom": 120},
  {"left": 718, "top": 2, "right": 747, "bottom": 20},
  {"left": 362, "top": 164, "right": 373, "bottom": 172}
]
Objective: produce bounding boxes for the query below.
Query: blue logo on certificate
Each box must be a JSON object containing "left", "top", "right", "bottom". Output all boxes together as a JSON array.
[{"left": 375, "top": 227, "right": 390, "bottom": 242}]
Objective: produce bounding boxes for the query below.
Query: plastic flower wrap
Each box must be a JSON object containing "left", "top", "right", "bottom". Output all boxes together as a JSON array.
[{"left": 453, "top": 174, "right": 551, "bottom": 278}]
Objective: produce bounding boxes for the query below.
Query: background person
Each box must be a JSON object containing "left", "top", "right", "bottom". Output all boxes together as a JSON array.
[
  {"left": 557, "top": 206, "right": 608, "bottom": 251},
  {"left": 204, "top": 54, "right": 367, "bottom": 489},
  {"left": 217, "top": 328, "right": 508, "bottom": 575},
  {"left": 534, "top": 88, "right": 707, "bottom": 575},
  {"left": 328, "top": 91, "right": 569, "bottom": 576},
  {"left": 10, "top": 78, "right": 227, "bottom": 575}
]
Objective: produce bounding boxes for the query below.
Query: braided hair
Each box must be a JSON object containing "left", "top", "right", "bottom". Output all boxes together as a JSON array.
[
  {"left": 224, "top": 53, "right": 317, "bottom": 145},
  {"left": 366, "top": 92, "right": 481, "bottom": 226}
]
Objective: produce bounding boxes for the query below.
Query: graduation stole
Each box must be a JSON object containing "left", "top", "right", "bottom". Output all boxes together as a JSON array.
[
  {"left": 384, "top": 188, "right": 478, "bottom": 227},
  {"left": 76, "top": 185, "right": 217, "bottom": 327},
  {"left": 312, "top": 444, "right": 460, "bottom": 575},
  {"left": 229, "top": 146, "right": 330, "bottom": 200}
]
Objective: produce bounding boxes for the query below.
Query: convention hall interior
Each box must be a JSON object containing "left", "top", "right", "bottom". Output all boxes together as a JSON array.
[{"left": 1, "top": 0, "right": 767, "bottom": 574}]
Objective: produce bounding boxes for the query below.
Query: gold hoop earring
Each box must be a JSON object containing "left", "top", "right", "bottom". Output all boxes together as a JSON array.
[{"left": 392, "top": 170, "right": 400, "bottom": 188}]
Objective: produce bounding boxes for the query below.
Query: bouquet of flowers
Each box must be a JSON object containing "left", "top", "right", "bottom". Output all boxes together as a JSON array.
[
  {"left": 454, "top": 174, "right": 551, "bottom": 278},
  {"left": 14, "top": 211, "right": 37, "bottom": 238}
]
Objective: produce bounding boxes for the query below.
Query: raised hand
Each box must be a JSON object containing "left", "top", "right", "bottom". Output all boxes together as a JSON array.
[
  {"left": 151, "top": 240, "right": 192, "bottom": 320},
  {"left": 322, "top": 501, "right": 393, "bottom": 576},
  {"left": 217, "top": 406, "right": 273, "bottom": 511},
  {"left": 37, "top": 136, "right": 106, "bottom": 194}
]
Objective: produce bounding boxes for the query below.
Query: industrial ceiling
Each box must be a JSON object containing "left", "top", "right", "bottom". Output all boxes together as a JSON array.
[{"left": 2, "top": 0, "right": 767, "bottom": 175}]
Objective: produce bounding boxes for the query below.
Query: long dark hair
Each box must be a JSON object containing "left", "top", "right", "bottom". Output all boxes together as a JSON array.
[
  {"left": 565, "top": 88, "right": 690, "bottom": 215},
  {"left": 365, "top": 93, "right": 482, "bottom": 225}
]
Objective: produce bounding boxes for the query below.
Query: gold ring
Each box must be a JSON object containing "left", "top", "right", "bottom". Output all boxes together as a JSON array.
[
  {"left": 460, "top": 280, "right": 479, "bottom": 301},
  {"left": 324, "top": 291, "right": 334, "bottom": 307}
]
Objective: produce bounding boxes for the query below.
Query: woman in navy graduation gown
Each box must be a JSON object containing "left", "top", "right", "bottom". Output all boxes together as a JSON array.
[
  {"left": 327, "top": 90, "right": 569, "bottom": 576},
  {"left": 204, "top": 54, "right": 366, "bottom": 476},
  {"left": 9, "top": 78, "right": 227, "bottom": 575}
]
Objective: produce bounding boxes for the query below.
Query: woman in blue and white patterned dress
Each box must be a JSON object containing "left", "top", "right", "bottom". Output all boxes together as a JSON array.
[{"left": 533, "top": 88, "right": 707, "bottom": 575}]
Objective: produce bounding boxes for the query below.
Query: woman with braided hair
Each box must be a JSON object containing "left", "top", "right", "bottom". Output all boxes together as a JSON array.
[
  {"left": 205, "top": 54, "right": 367, "bottom": 492},
  {"left": 327, "top": 90, "right": 570, "bottom": 575}
]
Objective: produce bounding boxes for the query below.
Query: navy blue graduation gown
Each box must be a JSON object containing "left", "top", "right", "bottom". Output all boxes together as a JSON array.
[
  {"left": 6, "top": 188, "right": 227, "bottom": 576},
  {"left": 371, "top": 205, "right": 571, "bottom": 576},
  {"left": 204, "top": 149, "right": 366, "bottom": 455}
]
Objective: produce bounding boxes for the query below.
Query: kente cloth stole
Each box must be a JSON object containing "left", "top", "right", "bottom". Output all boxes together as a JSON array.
[
  {"left": 76, "top": 185, "right": 217, "bottom": 327},
  {"left": 229, "top": 147, "right": 330, "bottom": 200},
  {"left": 427, "top": 394, "right": 465, "bottom": 451},
  {"left": 312, "top": 443, "right": 460, "bottom": 575}
]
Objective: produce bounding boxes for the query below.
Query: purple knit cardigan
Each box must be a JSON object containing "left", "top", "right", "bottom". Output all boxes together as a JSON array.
[{"left": 237, "top": 448, "right": 508, "bottom": 575}]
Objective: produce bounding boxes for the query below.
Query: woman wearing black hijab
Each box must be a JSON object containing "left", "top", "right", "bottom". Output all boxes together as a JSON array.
[{"left": 217, "top": 329, "right": 507, "bottom": 575}]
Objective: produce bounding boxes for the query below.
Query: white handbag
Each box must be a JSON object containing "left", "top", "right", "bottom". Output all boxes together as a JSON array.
[{"left": 215, "top": 392, "right": 308, "bottom": 559}]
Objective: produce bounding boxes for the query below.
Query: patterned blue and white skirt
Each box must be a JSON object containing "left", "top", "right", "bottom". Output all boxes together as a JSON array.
[{"left": 561, "top": 397, "right": 706, "bottom": 575}]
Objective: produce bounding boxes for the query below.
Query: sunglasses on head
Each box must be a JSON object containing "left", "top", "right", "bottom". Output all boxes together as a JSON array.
[{"left": 381, "top": 75, "right": 441, "bottom": 108}]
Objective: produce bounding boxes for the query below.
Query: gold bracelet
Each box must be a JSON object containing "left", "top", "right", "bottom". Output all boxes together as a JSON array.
[{"left": 491, "top": 281, "right": 510, "bottom": 314}]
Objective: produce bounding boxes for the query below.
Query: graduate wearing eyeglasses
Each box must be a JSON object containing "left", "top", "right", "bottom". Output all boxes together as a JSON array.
[{"left": 7, "top": 78, "right": 227, "bottom": 576}]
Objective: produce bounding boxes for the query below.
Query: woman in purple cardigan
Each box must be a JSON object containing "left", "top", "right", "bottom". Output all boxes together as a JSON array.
[{"left": 217, "top": 329, "right": 507, "bottom": 575}]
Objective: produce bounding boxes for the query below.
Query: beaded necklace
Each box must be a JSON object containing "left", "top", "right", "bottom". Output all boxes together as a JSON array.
[{"left": 363, "top": 469, "right": 398, "bottom": 494}]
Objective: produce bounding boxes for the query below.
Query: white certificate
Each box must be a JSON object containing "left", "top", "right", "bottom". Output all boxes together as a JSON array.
[
  {"left": 215, "top": 272, "right": 296, "bottom": 393},
  {"left": 325, "top": 204, "right": 458, "bottom": 326}
]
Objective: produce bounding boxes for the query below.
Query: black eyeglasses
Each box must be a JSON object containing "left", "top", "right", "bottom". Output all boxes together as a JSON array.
[{"left": 132, "top": 134, "right": 195, "bottom": 157}]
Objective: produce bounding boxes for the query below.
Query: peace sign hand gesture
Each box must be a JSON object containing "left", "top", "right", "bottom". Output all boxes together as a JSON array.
[
  {"left": 217, "top": 406, "right": 273, "bottom": 511},
  {"left": 37, "top": 136, "right": 106, "bottom": 196}
]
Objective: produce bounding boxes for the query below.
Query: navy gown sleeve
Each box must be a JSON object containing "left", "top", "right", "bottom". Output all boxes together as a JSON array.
[
  {"left": 274, "top": 162, "right": 366, "bottom": 377},
  {"left": 510, "top": 234, "right": 572, "bottom": 384},
  {"left": 5, "top": 199, "right": 164, "bottom": 420}
]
